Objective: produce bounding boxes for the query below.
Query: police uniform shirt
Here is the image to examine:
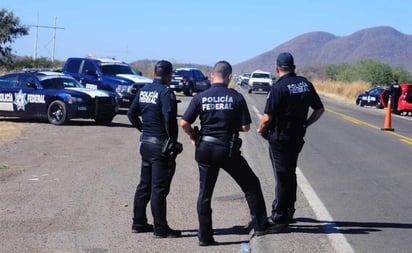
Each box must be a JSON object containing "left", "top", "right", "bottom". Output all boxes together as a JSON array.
[
  {"left": 264, "top": 73, "right": 323, "bottom": 138},
  {"left": 128, "top": 78, "right": 178, "bottom": 141},
  {"left": 182, "top": 83, "right": 251, "bottom": 141},
  {"left": 390, "top": 83, "right": 401, "bottom": 97}
]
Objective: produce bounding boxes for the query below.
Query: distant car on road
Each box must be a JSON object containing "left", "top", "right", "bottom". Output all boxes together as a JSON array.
[
  {"left": 0, "top": 70, "right": 118, "bottom": 125},
  {"left": 248, "top": 70, "right": 272, "bottom": 94},
  {"left": 169, "top": 67, "right": 210, "bottom": 96},
  {"left": 356, "top": 86, "right": 389, "bottom": 109},
  {"left": 239, "top": 73, "right": 251, "bottom": 86}
]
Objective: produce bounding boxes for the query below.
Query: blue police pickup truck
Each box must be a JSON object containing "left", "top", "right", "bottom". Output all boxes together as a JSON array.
[
  {"left": 0, "top": 70, "right": 118, "bottom": 125},
  {"left": 62, "top": 57, "right": 152, "bottom": 108}
]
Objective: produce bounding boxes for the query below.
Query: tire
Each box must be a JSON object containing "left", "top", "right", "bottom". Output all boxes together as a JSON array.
[
  {"left": 47, "top": 100, "right": 68, "bottom": 125},
  {"left": 376, "top": 101, "right": 383, "bottom": 109},
  {"left": 184, "top": 84, "right": 194, "bottom": 96},
  {"left": 356, "top": 99, "right": 363, "bottom": 107},
  {"left": 248, "top": 88, "right": 252, "bottom": 94},
  {"left": 95, "top": 116, "right": 114, "bottom": 125}
]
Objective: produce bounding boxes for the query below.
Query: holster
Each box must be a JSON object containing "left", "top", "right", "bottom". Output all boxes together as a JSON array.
[
  {"left": 161, "top": 138, "right": 174, "bottom": 156},
  {"left": 161, "top": 138, "right": 179, "bottom": 167},
  {"left": 228, "top": 134, "right": 242, "bottom": 158},
  {"left": 193, "top": 126, "right": 202, "bottom": 147}
]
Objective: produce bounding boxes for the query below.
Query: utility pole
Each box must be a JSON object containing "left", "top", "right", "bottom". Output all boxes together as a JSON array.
[{"left": 29, "top": 16, "right": 64, "bottom": 63}]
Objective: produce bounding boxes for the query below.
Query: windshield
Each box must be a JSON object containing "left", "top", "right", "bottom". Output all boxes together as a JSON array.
[
  {"left": 41, "top": 77, "right": 84, "bottom": 89},
  {"left": 174, "top": 70, "right": 191, "bottom": 77},
  {"left": 100, "top": 64, "right": 136, "bottom": 75},
  {"left": 252, "top": 73, "right": 270, "bottom": 79}
]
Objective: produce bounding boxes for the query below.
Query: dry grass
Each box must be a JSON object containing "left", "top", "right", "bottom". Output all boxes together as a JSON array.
[
  {"left": 0, "top": 121, "right": 25, "bottom": 145},
  {"left": 313, "top": 79, "right": 370, "bottom": 104}
]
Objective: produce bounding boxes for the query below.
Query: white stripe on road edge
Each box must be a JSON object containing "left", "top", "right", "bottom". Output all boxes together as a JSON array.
[
  {"left": 252, "top": 105, "right": 262, "bottom": 119},
  {"left": 296, "top": 168, "right": 354, "bottom": 253},
  {"left": 251, "top": 105, "right": 354, "bottom": 253}
]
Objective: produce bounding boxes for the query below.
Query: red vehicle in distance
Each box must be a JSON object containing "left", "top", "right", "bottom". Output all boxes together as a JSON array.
[{"left": 397, "top": 83, "right": 412, "bottom": 116}]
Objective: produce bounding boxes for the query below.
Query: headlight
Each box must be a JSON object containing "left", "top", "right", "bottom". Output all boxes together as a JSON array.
[
  {"left": 68, "top": 96, "right": 84, "bottom": 104},
  {"left": 116, "top": 84, "right": 130, "bottom": 94}
]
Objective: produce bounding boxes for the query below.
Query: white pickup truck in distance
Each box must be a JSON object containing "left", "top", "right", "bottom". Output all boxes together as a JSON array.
[{"left": 248, "top": 70, "right": 272, "bottom": 93}]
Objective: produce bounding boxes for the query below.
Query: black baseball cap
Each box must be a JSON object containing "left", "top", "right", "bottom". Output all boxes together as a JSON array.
[
  {"left": 154, "top": 60, "right": 173, "bottom": 76},
  {"left": 276, "top": 52, "right": 295, "bottom": 68}
]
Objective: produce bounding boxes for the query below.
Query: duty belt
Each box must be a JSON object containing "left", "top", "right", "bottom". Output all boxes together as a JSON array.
[
  {"left": 140, "top": 135, "right": 165, "bottom": 145},
  {"left": 201, "top": 135, "right": 229, "bottom": 147}
]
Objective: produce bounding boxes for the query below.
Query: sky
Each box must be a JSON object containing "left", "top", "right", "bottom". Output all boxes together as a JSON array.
[{"left": 3, "top": 0, "right": 412, "bottom": 66}]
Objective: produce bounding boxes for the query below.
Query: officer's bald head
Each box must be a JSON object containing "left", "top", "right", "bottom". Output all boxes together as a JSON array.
[
  {"left": 213, "top": 61, "right": 232, "bottom": 80},
  {"left": 154, "top": 60, "right": 173, "bottom": 77}
]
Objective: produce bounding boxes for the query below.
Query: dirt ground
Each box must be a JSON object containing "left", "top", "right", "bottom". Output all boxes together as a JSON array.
[{"left": 0, "top": 121, "right": 26, "bottom": 145}]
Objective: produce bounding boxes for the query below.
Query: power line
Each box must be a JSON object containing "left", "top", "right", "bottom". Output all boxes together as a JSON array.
[{"left": 29, "top": 16, "right": 64, "bottom": 63}]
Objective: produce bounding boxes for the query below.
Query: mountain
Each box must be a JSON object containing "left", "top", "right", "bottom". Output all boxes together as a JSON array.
[{"left": 233, "top": 26, "right": 412, "bottom": 74}]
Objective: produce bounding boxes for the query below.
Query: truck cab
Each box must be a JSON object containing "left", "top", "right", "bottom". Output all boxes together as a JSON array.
[{"left": 63, "top": 57, "right": 152, "bottom": 108}]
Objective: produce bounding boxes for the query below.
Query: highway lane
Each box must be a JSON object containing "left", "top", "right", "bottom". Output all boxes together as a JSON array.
[
  {"left": 237, "top": 85, "right": 412, "bottom": 253},
  {"left": 0, "top": 84, "right": 409, "bottom": 253}
]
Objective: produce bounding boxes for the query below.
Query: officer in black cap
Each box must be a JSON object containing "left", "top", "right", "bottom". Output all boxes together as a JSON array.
[
  {"left": 180, "top": 60, "right": 271, "bottom": 246},
  {"left": 388, "top": 79, "right": 401, "bottom": 114},
  {"left": 128, "top": 60, "right": 183, "bottom": 238},
  {"left": 258, "top": 52, "right": 324, "bottom": 232}
]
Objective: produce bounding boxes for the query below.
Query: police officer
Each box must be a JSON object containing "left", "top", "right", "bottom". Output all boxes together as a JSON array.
[
  {"left": 180, "top": 61, "right": 271, "bottom": 246},
  {"left": 389, "top": 79, "right": 401, "bottom": 114},
  {"left": 258, "top": 52, "right": 324, "bottom": 231},
  {"left": 127, "top": 60, "right": 182, "bottom": 238}
]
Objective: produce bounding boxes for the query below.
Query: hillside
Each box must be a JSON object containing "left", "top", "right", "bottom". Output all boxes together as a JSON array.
[{"left": 233, "top": 26, "right": 412, "bottom": 74}]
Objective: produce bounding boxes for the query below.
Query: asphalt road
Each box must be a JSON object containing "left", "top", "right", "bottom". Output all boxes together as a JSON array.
[
  {"left": 238, "top": 85, "right": 412, "bottom": 253},
  {"left": 0, "top": 85, "right": 411, "bottom": 253}
]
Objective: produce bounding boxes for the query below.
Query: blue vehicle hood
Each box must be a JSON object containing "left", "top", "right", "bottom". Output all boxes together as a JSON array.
[
  {"left": 65, "top": 87, "right": 113, "bottom": 97},
  {"left": 102, "top": 74, "right": 152, "bottom": 85}
]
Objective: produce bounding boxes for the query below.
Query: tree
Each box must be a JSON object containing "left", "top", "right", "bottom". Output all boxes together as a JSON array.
[
  {"left": 0, "top": 9, "right": 28, "bottom": 69},
  {"left": 392, "top": 67, "right": 412, "bottom": 84},
  {"left": 355, "top": 59, "right": 392, "bottom": 85}
]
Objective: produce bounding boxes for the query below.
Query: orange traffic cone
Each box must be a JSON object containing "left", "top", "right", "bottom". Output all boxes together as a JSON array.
[{"left": 381, "top": 95, "right": 394, "bottom": 131}]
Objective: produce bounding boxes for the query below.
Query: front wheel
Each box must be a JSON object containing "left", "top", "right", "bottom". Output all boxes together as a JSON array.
[
  {"left": 47, "top": 100, "right": 68, "bottom": 125},
  {"left": 376, "top": 101, "right": 383, "bottom": 109},
  {"left": 184, "top": 84, "right": 194, "bottom": 96},
  {"left": 356, "top": 99, "right": 363, "bottom": 107}
]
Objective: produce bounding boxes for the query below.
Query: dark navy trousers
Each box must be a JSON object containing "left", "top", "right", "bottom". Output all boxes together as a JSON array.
[
  {"left": 268, "top": 136, "right": 304, "bottom": 223},
  {"left": 133, "top": 141, "right": 176, "bottom": 230},
  {"left": 195, "top": 141, "right": 267, "bottom": 241}
]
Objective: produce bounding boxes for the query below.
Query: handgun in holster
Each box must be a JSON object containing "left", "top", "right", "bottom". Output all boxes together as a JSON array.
[
  {"left": 161, "top": 138, "right": 179, "bottom": 167},
  {"left": 228, "top": 133, "right": 242, "bottom": 158},
  {"left": 193, "top": 126, "right": 201, "bottom": 147}
]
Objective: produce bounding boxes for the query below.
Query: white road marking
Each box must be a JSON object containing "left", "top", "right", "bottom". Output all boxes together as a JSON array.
[
  {"left": 296, "top": 168, "right": 355, "bottom": 253},
  {"left": 251, "top": 104, "right": 355, "bottom": 253}
]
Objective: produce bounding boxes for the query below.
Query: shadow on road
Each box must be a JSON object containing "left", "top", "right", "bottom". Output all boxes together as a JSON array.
[
  {"left": 179, "top": 225, "right": 250, "bottom": 246},
  {"left": 285, "top": 217, "right": 412, "bottom": 235}
]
